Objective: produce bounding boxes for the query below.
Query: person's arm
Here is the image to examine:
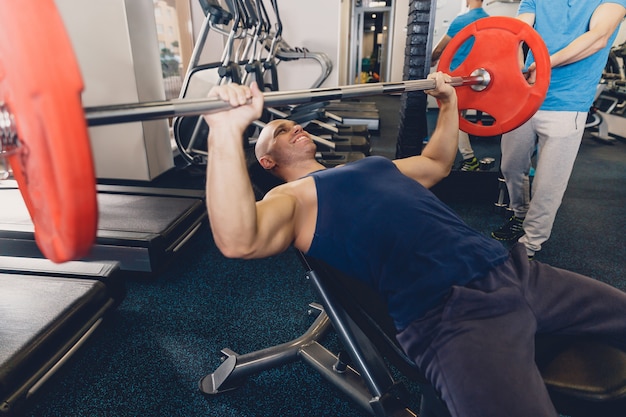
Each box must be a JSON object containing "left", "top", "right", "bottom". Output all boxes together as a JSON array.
[
  {"left": 550, "top": 3, "right": 625, "bottom": 68},
  {"left": 519, "top": 3, "right": 626, "bottom": 79},
  {"left": 516, "top": 13, "right": 536, "bottom": 76},
  {"left": 516, "top": 12, "right": 535, "bottom": 27},
  {"left": 203, "top": 83, "right": 298, "bottom": 259},
  {"left": 393, "top": 72, "right": 459, "bottom": 188},
  {"left": 431, "top": 34, "right": 452, "bottom": 64}
]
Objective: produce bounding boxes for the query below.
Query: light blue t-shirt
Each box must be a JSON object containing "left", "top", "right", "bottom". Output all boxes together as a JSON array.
[
  {"left": 520, "top": 0, "right": 626, "bottom": 111},
  {"left": 446, "top": 8, "right": 490, "bottom": 70}
]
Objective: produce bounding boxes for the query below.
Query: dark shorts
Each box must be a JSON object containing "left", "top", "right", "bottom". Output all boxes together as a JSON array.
[{"left": 396, "top": 243, "right": 626, "bottom": 417}]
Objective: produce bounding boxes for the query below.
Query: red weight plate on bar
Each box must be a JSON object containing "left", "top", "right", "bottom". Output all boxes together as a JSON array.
[
  {"left": 0, "top": 0, "right": 97, "bottom": 263},
  {"left": 437, "top": 16, "right": 550, "bottom": 137}
]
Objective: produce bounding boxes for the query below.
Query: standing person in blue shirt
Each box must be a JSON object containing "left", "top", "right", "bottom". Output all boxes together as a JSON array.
[
  {"left": 431, "top": 0, "right": 489, "bottom": 171},
  {"left": 492, "top": 1, "right": 626, "bottom": 259}
]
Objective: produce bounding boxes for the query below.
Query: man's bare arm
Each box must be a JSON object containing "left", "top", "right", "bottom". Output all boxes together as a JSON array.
[
  {"left": 393, "top": 72, "right": 459, "bottom": 188},
  {"left": 518, "top": 4, "right": 625, "bottom": 76},
  {"left": 551, "top": 3, "right": 625, "bottom": 68},
  {"left": 431, "top": 34, "right": 452, "bottom": 65},
  {"left": 204, "top": 83, "right": 297, "bottom": 259}
]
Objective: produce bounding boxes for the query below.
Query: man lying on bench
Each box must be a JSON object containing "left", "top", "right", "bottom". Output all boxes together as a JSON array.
[{"left": 201, "top": 76, "right": 626, "bottom": 417}]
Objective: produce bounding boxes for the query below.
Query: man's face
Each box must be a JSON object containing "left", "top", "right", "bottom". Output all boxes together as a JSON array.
[{"left": 258, "top": 120, "right": 316, "bottom": 165}]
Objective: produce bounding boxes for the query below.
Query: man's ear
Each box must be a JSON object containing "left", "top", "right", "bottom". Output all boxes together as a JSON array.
[{"left": 258, "top": 156, "right": 275, "bottom": 171}]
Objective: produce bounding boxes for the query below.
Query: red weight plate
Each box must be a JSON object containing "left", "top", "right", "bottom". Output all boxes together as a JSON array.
[
  {"left": 0, "top": 0, "right": 98, "bottom": 263},
  {"left": 437, "top": 16, "right": 550, "bottom": 137}
]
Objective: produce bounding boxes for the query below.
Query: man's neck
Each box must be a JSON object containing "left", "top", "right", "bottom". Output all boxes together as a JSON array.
[
  {"left": 468, "top": 1, "right": 482, "bottom": 10},
  {"left": 282, "top": 160, "right": 327, "bottom": 183}
]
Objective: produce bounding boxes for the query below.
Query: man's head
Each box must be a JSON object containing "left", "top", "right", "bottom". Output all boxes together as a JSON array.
[{"left": 255, "top": 119, "right": 318, "bottom": 179}]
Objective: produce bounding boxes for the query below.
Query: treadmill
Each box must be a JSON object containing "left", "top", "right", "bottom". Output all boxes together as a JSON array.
[
  {"left": 0, "top": 256, "right": 125, "bottom": 416},
  {"left": 0, "top": 180, "right": 207, "bottom": 274}
]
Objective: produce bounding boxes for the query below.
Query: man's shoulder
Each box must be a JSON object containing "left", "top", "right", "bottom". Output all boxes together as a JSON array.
[
  {"left": 468, "top": 8, "right": 490, "bottom": 20},
  {"left": 265, "top": 176, "right": 315, "bottom": 197}
]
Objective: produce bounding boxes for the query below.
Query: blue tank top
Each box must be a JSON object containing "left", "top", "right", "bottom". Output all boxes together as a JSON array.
[{"left": 305, "top": 156, "right": 509, "bottom": 330}]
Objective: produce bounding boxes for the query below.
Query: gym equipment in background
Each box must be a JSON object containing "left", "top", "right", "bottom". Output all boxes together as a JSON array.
[
  {"left": 0, "top": 256, "right": 125, "bottom": 416},
  {"left": 0, "top": 181, "right": 206, "bottom": 274}
]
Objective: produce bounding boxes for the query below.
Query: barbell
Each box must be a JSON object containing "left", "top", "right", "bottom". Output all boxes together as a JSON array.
[
  {"left": 84, "top": 72, "right": 489, "bottom": 127},
  {"left": 0, "top": 0, "right": 550, "bottom": 263}
]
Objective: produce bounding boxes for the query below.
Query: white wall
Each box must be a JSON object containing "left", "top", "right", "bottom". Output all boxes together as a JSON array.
[
  {"left": 55, "top": 0, "right": 174, "bottom": 181},
  {"left": 483, "top": 1, "right": 519, "bottom": 18},
  {"left": 338, "top": 0, "right": 353, "bottom": 85},
  {"left": 272, "top": 0, "right": 343, "bottom": 90},
  {"left": 187, "top": 0, "right": 344, "bottom": 91},
  {"left": 390, "top": 0, "right": 410, "bottom": 82}
]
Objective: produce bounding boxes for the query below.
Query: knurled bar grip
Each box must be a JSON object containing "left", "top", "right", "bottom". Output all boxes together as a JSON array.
[{"left": 84, "top": 75, "right": 484, "bottom": 127}]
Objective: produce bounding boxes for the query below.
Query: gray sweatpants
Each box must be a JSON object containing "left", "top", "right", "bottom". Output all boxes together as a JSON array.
[
  {"left": 500, "top": 110, "right": 586, "bottom": 255},
  {"left": 396, "top": 243, "right": 626, "bottom": 417}
]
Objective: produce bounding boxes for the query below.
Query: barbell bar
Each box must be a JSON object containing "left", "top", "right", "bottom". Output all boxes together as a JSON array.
[{"left": 84, "top": 72, "right": 489, "bottom": 127}]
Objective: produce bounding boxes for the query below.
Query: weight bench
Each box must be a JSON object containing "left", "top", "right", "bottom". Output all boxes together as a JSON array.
[
  {"left": 0, "top": 256, "right": 125, "bottom": 416},
  {"left": 199, "top": 250, "right": 626, "bottom": 417}
]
